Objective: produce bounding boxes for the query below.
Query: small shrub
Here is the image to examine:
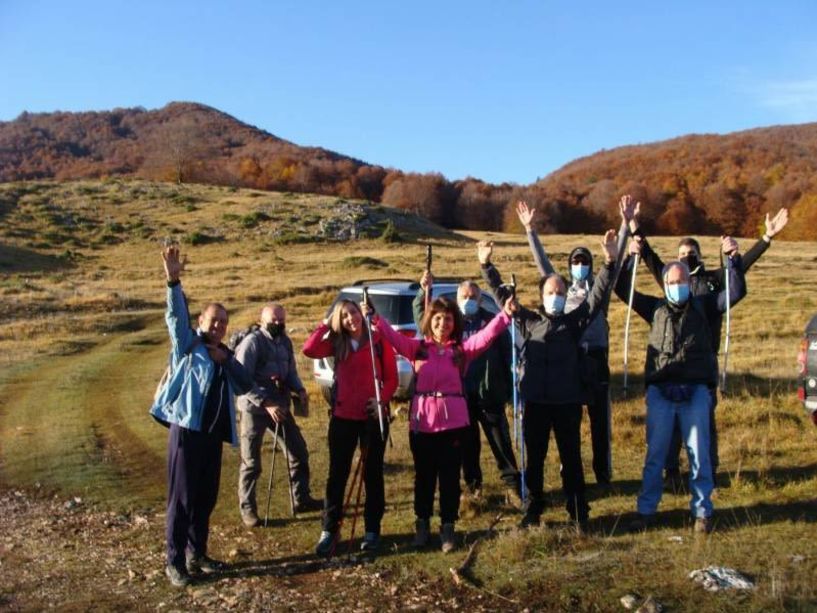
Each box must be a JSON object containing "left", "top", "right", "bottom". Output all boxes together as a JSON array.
[
  {"left": 185, "top": 231, "right": 221, "bottom": 246},
  {"left": 380, "top": 219, "right": 401, "bottom": 243},
  {"left": 342, "top": 256, "right": 388, "bottom": 269},
  {"left": 240, "top": 211, "right": 271, "bottom": 228},
  {"left": 222, "top": 213, "right": 240, "bottom": 222}
]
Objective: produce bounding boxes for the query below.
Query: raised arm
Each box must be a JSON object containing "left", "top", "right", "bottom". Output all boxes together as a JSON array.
[
  {"left": 714, "top": 254, "right": 747, "bottom": 313},
  {"left": 742, "top": 208, "right": 788, "bottom": 272},
  {"left": 302, "top": 321, "right": 334, "bottom": 359},
  {"left": 516, "top": 201, "right": 555, "bottom": 276},
  {"left": 371, "top": 314, "right": 421, "bottom": 360},
  {"left": 378, "top": 339, "right": 399, "bottom": 404},
  {"left": 162, "top": 245, "right": 195, "bottom": 359},
  {"left": 615, "top": 254, "right": 660, "bottom": 323},
  {"left": 412, "top": 271, "right": 433, "bottom": 328},
  {"left": 621, "top": 198, "right": 665, "bottom": 289}
]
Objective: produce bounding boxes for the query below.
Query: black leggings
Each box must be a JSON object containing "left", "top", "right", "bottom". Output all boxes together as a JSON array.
[{"left": 409, "top": 427, "right": 467, "bottom": 523}]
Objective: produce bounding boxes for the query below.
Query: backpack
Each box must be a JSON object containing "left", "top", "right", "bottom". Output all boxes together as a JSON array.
[{"left": 227, "top": 323, "right": 262, "bottom": 352}]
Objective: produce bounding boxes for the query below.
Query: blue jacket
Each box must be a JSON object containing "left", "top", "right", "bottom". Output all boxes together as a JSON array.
[{"left": 149, "top": 282, "right": 252, "bottom": 445}]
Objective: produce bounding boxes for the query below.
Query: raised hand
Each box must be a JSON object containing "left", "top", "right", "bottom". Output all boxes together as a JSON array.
[
  {"left": 161, "top": 245, "right": 186, "bottom": 282},
  {"left": 629, "top": 235, "right": 643, "bottom": 256},
  {"left": 420, "top": 270, "right": 434, "bottom": 291},
  {"left": 765, "top": 208, "right": 789, "bottom": 238},
  {"left": 721, "top": 235, "right": 739, "bottom": 257},
  {"left": 477, "top": 240, "right": 494, "bottom": 265},
  {"left": 502, "top": 295, "right": 519, "bottom": 317},
  {"left": 601, "top": 229, "right": 618, "bottom": 263},
  {"left": 619, "top": 194, "right": 640, "bottom": 227},
  {"left": 515, "top": 201, "right": 536, "bottom": 230}
]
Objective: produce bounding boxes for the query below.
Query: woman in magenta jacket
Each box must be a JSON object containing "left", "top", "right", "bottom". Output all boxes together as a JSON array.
[
  {"left": 367, "top": 294, "right": 516, "bottom": 552},
  {"left": 303, "top": 299, "right": 398, "bottom": 555}
]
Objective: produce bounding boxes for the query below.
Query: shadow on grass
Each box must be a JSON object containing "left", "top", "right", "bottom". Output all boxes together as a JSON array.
[
  {"left": 0, "top": 244, "right": 74, "bottom": 273},
  {"left": 609, "top": 374, "right": 798, "bottom": 402}
]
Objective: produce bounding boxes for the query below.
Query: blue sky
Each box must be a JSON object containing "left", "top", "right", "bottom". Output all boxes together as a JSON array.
[{"left": 1, "top": 1, "right": 816, "bottom": 184}]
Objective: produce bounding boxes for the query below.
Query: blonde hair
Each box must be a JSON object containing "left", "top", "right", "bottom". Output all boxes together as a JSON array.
[{"left": 328, "top": 299, "right": 371, "bottom": 362}]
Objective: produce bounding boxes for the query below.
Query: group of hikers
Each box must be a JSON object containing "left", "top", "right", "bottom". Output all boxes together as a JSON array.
[{"left": 149, "top": 194, "right": 790, "bottom": 588}]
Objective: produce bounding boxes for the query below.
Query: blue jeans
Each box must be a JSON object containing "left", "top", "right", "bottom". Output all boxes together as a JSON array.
[{"left": 637, "top": 384, "right": 713, "bottom": 519}]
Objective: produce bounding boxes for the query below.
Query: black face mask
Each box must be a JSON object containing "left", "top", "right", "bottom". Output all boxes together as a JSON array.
[
  {"left": 266, "top": 322, "right": 285, "bottom": 337},
  {"left": 681, "top": 253, "right": 700, "bottom": 271}
]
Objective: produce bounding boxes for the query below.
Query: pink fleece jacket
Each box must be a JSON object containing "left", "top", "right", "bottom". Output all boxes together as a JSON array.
[{"left": 374, "top": 311, "right": 511, "bottom": 433}]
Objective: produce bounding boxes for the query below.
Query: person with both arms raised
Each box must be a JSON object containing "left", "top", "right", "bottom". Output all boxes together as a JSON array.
[
  {"left": 479, "top": 219, "right": 623, "bottom": 532},
  {"left": 515, "top": 198, "right": 630, "bottom": 487},
  {"left": 627, "top": 205, "right": 788, "bottom": 485},
  {"left": 617, "top": 200, "right": 746, "bottom": 533}
]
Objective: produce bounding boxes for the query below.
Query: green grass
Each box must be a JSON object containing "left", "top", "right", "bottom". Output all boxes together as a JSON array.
[{"left": 0, "top": 179, "right": 816, "bottom": 609}]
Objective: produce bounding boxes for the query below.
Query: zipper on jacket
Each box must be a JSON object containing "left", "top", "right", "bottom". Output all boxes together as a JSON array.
[{"left": 208, "top": 367, "right": 225, "bottom": 434}]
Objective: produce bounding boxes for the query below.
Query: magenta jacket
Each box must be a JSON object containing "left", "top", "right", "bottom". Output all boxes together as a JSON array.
[{"left": 374, "top": 311, "right": 511, "bottom": 433}]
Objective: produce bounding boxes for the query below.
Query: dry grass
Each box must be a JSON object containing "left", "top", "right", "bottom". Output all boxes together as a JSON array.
[{"left": 1, "top": 179, "right": 816, "bottom": 610}]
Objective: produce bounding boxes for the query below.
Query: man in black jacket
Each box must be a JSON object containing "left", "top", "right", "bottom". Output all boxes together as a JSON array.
[
  {"left": 479, "top": 228, "right": 621, "bottom": 530},
  {"left": 615, "top": 243, "right": 746, "bottom": 533},
  {"left": 627, "top": 206, "right": 788, "bottom": 483}
]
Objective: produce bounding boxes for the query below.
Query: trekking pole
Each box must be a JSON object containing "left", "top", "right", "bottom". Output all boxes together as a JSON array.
[
  {"left": 363, "top": 287, "right": 386, "bottom": 441},
  {"left": 281, "top": 422, "right": 296, "bottom": 517},
  {"left": 622, "top": 254, "right": 639, "bottom": 396},
  {"left": 720, "top": 254, "right": 732, "bottom": 393},
  {"left": 346, "top": 446, "right": 368, "bottom": 554},
  {"left": 263, "top": 420, "right": 281, "bottom": 528},
  {"left": 329, "top": 445, "right": 366, "bottom": 557},
  {"left": 509, "top": 274, "right": 526, "bottom": 501},
  {"left": 424, "top": 244, "right": 433, "bottom": 311}
]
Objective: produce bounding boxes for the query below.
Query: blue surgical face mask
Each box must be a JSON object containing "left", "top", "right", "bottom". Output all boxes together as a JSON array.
[
  {"left": 543, "top": 294, "right": 566, "bottom": 315},
  {"left": 665, "top": 283, "right": 690, "bottom": 305},
  {"left": 571, "top": 264, "right": 590, "bottom": 282},
  {"left": 458, "top": 298, "right": 479, "bottom": 317}
]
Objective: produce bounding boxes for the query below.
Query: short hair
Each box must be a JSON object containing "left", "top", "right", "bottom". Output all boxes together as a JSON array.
[
  {"left": 662, "top": 261, "right": 690, "bottom": 284},
  {"left": 420, "top": 297, "right": 464, "bottom": 343},
  {"left": 201, "top": 302, "right": 228, "bottom": 319},
  {"left": 538, "top": 272, "right": 568, "bottom": 295},
  {"left": 677, "top": 237, "right": 701, "bottom": 254},
  {"left": 457, "top": 280, "right": 481, "bottom": 298}
]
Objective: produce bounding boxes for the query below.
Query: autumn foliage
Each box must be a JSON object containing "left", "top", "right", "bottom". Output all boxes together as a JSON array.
[{"left": 1, "top": 102, "right": 816, "bottom": 239}]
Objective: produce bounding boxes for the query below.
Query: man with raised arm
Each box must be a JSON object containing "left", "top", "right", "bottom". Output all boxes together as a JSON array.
[
  {"left": 616, "top": 202, "right": 747, "bottom": 533},
  {"left": 515, "top": 197, "right": 630, "bottom": 486},
  {"left": 478, "top": 223, "right": 623, "bottom": 531},
  {"left": 627, "top": 206, "right": 787, "bottom": 484},
  {"left": 150, "top": 245, "right": 253, "bottom": 588}
]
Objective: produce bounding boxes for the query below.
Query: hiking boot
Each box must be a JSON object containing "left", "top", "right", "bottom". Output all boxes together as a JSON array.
[
  {"left": 241, "top": 510, "right": 261, "bottom": 528},
  {"left": 315, "top": 530, "right": 336, "bottom": 556},
  {"left": 294, "top": 496, "right": 324, "bottom": 514},
  {"left": 165, "top": 564, "right": 191, "bottom": 588},
  {"left": 186, "top": 553, "right": 226, "bottom": 575},
  {"left": 628, "top": 514, "right": 654, "bottom": 533},
  {"left": 440, "top": 523, "right": 456, "bottom": 553},
  {"left": 693, "top": 516, "right": 713, "bottom": 534},
  {"left": 505, "top": 487, "right": 524, "bottom": 511},
  {"left": 360, "top": 532, "right": 380, "bottom": 552},
  {"left": 519, "top": 513, "right": 540, "bottom": 529},
  {"left": 412, "top": 518, "right": 430, "bottom": 548}
]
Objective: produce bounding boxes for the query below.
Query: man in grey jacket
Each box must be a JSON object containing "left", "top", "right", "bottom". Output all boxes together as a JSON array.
[{"left": 235, "top": 303, "right": 321, "bottom": 527}]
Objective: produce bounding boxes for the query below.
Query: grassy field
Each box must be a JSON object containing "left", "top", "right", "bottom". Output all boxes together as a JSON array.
[{"left": 1, "top": 179, "right": 816, "bottom": 610}]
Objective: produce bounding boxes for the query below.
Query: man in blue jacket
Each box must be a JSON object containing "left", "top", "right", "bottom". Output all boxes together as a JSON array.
[{"left": 150, "top": 245, "right": 252, "bottom": 588}]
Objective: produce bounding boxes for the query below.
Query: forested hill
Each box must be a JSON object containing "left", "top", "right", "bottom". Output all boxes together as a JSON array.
[{"left": 1, "top": 102, "right": 816, "bottom": 238}]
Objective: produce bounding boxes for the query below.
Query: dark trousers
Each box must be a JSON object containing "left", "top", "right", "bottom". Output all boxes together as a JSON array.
[
  {"left": 583, "top": 349, "right": 612, "bottom": 484},
  {"left": 166, "top": 423, "right": 223, "bottom": 568},
  {"left": 461, "top": 394, "right": 521, "bottom": 492},
  {"left": 665, "top": 388, "right": 718, "bottom": 479},
  {"left": 409, "top": 427, "right": 467, "bottom": 523},
  {"left": 323, "top": 416, "right": 388, "bottom": 534},
  {"left": 523, "top": 401, "right": 589, "bottom": 522}
]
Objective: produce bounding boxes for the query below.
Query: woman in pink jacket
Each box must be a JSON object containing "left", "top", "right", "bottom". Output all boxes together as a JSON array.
[
  {"left": 366, "top": 294, "right": 516, "bottom": 552},
  {"left": 303, "top": 299, "right": 398, "bottom": 555}
]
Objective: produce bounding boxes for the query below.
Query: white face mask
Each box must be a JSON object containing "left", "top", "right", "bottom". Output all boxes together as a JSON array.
[{"left": 543, "top": 294, "right": 566, "bottom": 315}]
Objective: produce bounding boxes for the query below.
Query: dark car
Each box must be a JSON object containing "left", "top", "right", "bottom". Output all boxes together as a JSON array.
[{"left": 796, "top": 313, "right": 817, "bottom": 424}]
